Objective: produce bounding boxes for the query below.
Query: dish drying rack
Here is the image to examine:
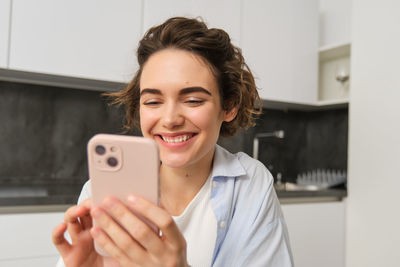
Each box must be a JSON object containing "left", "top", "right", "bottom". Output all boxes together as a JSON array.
[
  {"left": 295, "top": 169, "right": 347, "bottom": 189},
  {"left": 275, "top": 169, "right": 347, "bottom": 191}
]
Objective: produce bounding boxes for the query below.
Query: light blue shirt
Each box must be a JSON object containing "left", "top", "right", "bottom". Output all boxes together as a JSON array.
[
  {"left": 63, "top": 145, "right": 293, "bottom": 267},
  {"left": 208, "top": 145, "right": 293, "bottom": 266}
]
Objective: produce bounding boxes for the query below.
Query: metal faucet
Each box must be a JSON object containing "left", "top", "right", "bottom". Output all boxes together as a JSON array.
[{"left": 252, "top": 130, "right": 285, "bottom": 160}]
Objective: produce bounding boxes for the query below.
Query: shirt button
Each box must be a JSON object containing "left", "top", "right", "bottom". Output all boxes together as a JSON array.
[
  {"left": 220, "top": 221, "right": 226, "bottom": 229},
  {"left": 212, "top": 181, "right": 217, "bottom": 188}
]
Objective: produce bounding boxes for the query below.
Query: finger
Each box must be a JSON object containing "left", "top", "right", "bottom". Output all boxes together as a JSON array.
[
  {"left": 127, "top": 195, "right": 185, "bottom": 246},
  {"left": 78, "top": 199, "right": 93, "bottom": 230},
  {"left": 91, "top": 206, "right": 148, "bottom": 263},
  {"left": 64, "top": 199, "right": 92, "bottom": 224},
  {"left": 64, "top": 205, "right": 82, "bottom": 238},
  {"left": 80, "top": 198, "right": 92, "bottom": 209},
  {"left": 64, "top": 205, "right": 90, "bottom": 241},
  {"left": 52, "top": 222, "right": 71, "bottom": 256},
  {"left": 90, "top": 226, "right": 134, "bottom": 267},
  {"left": 80, "top": 214, "right": 93, "bottom": 230},
  {"left": 102, "top": 197, "right": 164, "bottom": 255}
]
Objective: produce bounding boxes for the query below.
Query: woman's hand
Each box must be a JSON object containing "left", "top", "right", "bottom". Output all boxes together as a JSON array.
[
  {"left": 90, "top": 195, "right": 189, "bottom": 267},
  {"left": 52, "top": 198, "right": 118, "bottom": 267}
]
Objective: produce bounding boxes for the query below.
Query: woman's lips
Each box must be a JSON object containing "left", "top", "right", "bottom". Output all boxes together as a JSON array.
[
  {"left": 160, "top": 133, "right": 194, "bottom": 143},
  {"left": 155, "top": 133, "right": 197, "bottom": 147}
]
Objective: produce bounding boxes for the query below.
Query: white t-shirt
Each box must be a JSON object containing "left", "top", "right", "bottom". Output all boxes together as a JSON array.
[{"left": 172, "top": 175, "right": 217, "bottom": 267}]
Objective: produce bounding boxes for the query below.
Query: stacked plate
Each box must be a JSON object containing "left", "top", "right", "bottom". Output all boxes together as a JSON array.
[{"left": 296, "top": 169, "right": 347, "bottom": 189}]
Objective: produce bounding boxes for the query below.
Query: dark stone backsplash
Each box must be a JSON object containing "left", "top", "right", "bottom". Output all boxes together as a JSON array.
[
  {"left": 219, "top": 108, "right": 348, "bottom": 183},
  {"left": 1, "top": 80, "right": 348, "bottom": 194},
  {"left": 0, "top": 81, "right": 138, "bottom": 187}
]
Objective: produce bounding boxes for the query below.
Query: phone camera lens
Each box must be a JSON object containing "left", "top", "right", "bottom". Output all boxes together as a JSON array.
[
  {"left": 107, "top": 157, "right": 118, "bottom": 167},
  {"left": 95, "top": 145, "right": 106, "bottom": 155}
]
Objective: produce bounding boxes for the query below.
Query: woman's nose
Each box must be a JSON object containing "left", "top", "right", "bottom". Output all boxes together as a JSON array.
[{"left": 161, "top": 104, "right": 184, "bottom": 129}]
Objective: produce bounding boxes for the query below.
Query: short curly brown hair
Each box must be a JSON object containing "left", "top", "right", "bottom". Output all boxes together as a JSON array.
[{"left": 106, "top": 17, "right": 261, "bottom": 137}]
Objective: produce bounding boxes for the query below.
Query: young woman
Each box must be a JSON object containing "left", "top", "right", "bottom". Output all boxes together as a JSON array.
[{"left": 52, "top": 17, "right": 293, "bottom": 267}]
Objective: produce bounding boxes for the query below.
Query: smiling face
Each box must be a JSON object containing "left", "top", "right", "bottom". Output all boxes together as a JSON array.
[{"left": 139, "top": 49, "right": 236, "bottom": 169}]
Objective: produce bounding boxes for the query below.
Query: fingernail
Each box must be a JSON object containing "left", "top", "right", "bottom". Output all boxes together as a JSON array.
[{"left": 127, "top": 195, "right": 138, "bottom": 205}]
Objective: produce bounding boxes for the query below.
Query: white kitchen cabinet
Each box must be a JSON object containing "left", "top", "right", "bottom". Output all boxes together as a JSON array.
[
  {"left": 318, "top": 43, "right": 350, "bottom": 102},
  {"left": 319, "top": 0, "right": 352, "bottom": 48},
  {"left": 0, "top": 212, "right": 64, "bottom": 266},
  {"left": 317, "top": 0, "right": 352, "bottom": 103},
  {"left": 0, "top": 256, "right": 59, "bottom": 267},
  {"left": 242, "top": 0, "right": 319, "bottom": 103},
  {"left": 0, "top": 0, "right": 10, "bottom": 68},
  {"left": 142, "top": 0, "right": 241, "bottom": 46},
  {"left": 281, "top": 201, "right": 345, "bottom": 267},
  {"left": 9, "top": 0, "right": 142, "bottom": 83}
]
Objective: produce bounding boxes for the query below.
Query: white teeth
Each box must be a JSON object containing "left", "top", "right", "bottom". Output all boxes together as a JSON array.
[{"left": 162, "top": 135, "right": 192, "bottom": 143}]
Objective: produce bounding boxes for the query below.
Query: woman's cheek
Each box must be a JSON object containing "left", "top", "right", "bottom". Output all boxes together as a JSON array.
[
  {"left": 188, "top": 106, "right": 222, "bottom": 129},
  {"left": 140, "top": 109, "right": 159, "bottom": 136}
]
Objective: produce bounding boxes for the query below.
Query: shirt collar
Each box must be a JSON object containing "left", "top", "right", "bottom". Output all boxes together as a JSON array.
[{"left": 210, "top": 145, "right": 246, "bottom": 179}]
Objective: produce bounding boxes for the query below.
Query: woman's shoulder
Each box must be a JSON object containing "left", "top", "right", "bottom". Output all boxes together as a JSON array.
[
  {"left": 236, "top": 150, "right": 269, "bottom": 172},
  {"left": 236, "top": 151, "right": 274, "bottom": 189},
  {"left": 214, "top": 145, "right": 274, "bottom": 187},
  {"left": 216, "top": 147, "right": 282, "bottom": 227}
]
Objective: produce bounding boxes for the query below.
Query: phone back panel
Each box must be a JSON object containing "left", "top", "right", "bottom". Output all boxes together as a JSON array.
[
  {"left": 88, "top": 134, "right": 160, "bottom": 256},
  {"left": 88, "top": 134, "right": 159, "bottom": 208}
]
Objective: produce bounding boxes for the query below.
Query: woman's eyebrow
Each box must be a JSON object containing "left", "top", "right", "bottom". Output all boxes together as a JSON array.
[
  {"left": 140, "top": 87, "right": 212, "bottom": 97},
  {"left": 140, "top": 88, "right": 161, "bottom": 96},
  {"left": 180, "top": 87, "right": 211, "bottom": 96}
]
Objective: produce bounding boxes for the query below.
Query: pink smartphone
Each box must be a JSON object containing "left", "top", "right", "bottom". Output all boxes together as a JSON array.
[{"left": 87, "top": 133, "right": 160, "bottom": 256}]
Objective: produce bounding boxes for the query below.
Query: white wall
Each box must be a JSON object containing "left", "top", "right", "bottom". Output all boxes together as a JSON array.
[{"left": 346, "top": 1, "right": 400, "bottom": 267}]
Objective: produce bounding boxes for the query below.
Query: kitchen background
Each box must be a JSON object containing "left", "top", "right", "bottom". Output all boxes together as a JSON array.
[
  {"left": 1, "top": 0, "right": 399, "bottom": 267},
  {"left": 0, "top": 80, "right": 348, "bottom": 204}
]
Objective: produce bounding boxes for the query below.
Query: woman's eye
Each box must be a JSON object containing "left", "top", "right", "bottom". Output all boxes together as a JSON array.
[
  {"left": 143, "top": 100, "right": 161, "bottom": 106},
  {"left": 185, "top": 99, "right": 204, "bottom": 105}
]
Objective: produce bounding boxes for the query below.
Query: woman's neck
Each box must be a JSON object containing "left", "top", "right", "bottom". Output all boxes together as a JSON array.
[{"left": 160, "top": 147, "right": 215, "bottom": 216}]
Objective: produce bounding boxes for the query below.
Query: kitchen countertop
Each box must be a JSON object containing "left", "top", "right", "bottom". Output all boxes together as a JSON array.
[
  {"left": 0, "top": 183, "right": 81, "bottom": 213},
  {"left": 276, "top": 188, "right": 347, "bottom": 198},
  {"left": 0, "top": 182, "right": 347, "bottom": 213},
  {"left": 276, "top": 188, "right": 347, "bottom": 204}
]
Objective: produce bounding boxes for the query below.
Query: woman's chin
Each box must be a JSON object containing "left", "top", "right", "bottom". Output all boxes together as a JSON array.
[
  {"left": 161, "top": 159, "right": 190, "bottom": 169},
  {"left": 160, "top": 152, "right": 193, "bottom": 169}
]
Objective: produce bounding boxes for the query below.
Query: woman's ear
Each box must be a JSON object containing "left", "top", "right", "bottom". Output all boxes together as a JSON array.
[{"left": 223, "top": 107, "right": 238, "bottom": 122}]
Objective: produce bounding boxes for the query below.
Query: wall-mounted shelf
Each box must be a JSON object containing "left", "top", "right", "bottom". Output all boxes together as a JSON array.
[
  {"left": 318, "top": 42, "right": 351, "bottom": 102},
  {"left": 319, "top": 42, "right": 351, "bottom": 61}
]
